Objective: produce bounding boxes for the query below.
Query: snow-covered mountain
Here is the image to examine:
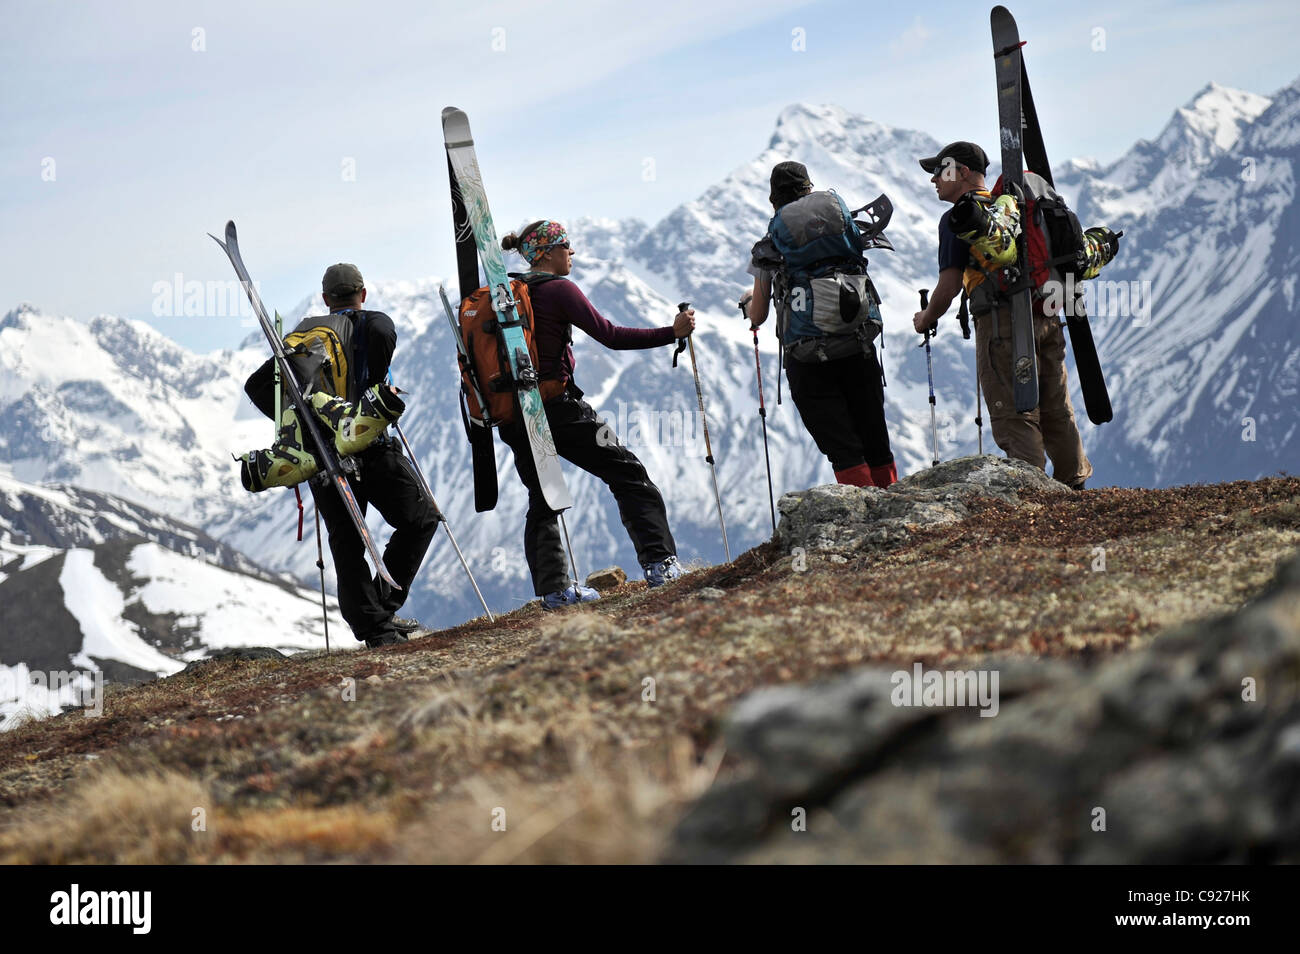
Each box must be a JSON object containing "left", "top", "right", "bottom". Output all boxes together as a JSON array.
[
  {"left": 1059, "top": 80, "right": 1299, "bottom": 485},
  {"left": 0, "top": 472, "right": 346, "bottom": 729},
  {"left": 3, "top": 76, "right": 1297, "bottom": 635}
]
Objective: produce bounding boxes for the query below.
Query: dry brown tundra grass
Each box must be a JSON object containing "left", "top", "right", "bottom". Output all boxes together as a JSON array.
[{"left": 0, "top": 479, "right": 1296, "bottom": 863}]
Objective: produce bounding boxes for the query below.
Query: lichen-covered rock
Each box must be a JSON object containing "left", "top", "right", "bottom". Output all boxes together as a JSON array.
[
  {"left": 665, "top": 549, "right": 1300, "bottom": 864},
  {"left": 775, "top": 455, "right": 1064, "bottom": 557},
  {"left": 179, "top": 647, "right": 285, "bottom": 674}
]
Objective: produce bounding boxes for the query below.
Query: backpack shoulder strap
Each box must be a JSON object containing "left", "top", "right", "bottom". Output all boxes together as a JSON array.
[
  {"left": 349, "top": 310, "right": 371, "bottom": 401},
  {"left": 513, "top": 270, "right": 564, "bottom": 288}
]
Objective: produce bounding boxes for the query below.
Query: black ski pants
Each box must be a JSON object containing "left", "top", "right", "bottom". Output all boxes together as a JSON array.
[
  {"left": 784, "top": 347, "right": 894, "bottom": 471},
  {"left": 309, "top": 437, "right": 439, "bottom": 640},
  {"left": 500, "top": 388, "right": 676, "bottom": 596}
]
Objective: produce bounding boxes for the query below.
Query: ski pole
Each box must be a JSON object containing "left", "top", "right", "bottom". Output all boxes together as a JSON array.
[
  {"left": 273, "top": 310, "right": 283, "bottom": 431},
  {"left": 919, "top": 289, "right": 940, "bottom": 468},
  {"left": 314, "top": 505, "right": 331, "bottom": 654},
  {"left": 675, "top": 302, "right": 730, "bottom": 562},
  {"left": 386, "top": 373, "right": 495, "bottom": 623},
  {"left": 439, "top": 285, "right": 492, "bottom": 421},
  {"left": 956, "top": 292, "right": 983, "bottom": 454},
  {"left": 559, "top": 513, "right": 581, "bottom": 587},
  {"left": 739, "top": 297, "right": 776, "bottom": 533}
]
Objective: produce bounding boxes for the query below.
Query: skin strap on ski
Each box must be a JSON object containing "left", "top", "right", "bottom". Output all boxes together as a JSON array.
[{"left": 209, "top": 220, "right": 399, "bottom": 591}]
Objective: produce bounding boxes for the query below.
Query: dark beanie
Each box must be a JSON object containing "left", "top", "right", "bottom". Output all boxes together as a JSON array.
[{"left": 770, "top": 161, "right": 813, "bottom": 208}]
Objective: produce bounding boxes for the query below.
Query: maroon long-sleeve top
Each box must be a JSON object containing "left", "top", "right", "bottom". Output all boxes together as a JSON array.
[{"left": 528, "top": 277, "right": 677, "bottom": 386}]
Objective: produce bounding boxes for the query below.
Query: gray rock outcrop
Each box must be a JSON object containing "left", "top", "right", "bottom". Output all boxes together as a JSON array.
[
  {"left": 665, "top": 546, "right": 1300, "bottom": 863},
  {"left": 775, "top": 455, "right": 1065, "bottom": 556}
]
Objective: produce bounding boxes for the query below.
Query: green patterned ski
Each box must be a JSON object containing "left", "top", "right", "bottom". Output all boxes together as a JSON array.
[{"left": 442, "top": 107, "right": 571, "bottom": 512}]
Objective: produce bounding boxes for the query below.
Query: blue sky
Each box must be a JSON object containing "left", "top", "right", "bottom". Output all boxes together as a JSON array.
[{"left": 4, "top": 0, "right": 1299, "bottom": 352}]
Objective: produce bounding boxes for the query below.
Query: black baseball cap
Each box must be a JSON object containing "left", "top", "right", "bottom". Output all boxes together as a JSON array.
[{"left": 919, "top": 141, "right": 989, "bottom": 175}]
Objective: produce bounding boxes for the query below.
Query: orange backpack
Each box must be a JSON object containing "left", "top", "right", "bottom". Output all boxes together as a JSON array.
[{"left": 458, "top": 277, "right": 567, "bottom": 425}]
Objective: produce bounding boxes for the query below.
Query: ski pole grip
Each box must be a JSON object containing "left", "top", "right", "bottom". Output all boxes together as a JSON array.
[
  {"left": 673, "top": 301, "right": 690, "bottom": 368},
  {"left": 918, "top": 289, "right": 934, "bottom": 342}
]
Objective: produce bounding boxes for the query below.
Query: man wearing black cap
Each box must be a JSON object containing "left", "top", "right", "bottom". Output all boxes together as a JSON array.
[
  {"left": 912, "top": 141, "right": 1091, "bottom": 488},
  {"left": 243, "top": 264, "right": 438, "bottom": 648},
  {"left": 741, "top": 161, "right": 897, "bottom": 489}
]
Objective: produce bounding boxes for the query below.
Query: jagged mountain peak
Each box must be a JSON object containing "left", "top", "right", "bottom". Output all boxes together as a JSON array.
[
  {"left": 1072, "top": 78, "right": 1277, "bottom": 212},
  {"left": 766, "top": 103, "right": 938, "bottom": 169},
  {"left": 0, "top": 303, "right": 42, "bottom": 331},
  {"left": 770, "top": 103, "right": 883, "bottom": 143},
  {"left": 1168, "top": 81, "right": 1271, "bottom": 154},
  {"left": 1242, "top": 74, "right": 1300, "bottom": 152}
]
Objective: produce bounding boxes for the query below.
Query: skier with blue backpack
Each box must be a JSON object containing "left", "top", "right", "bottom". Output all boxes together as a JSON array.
[{"left": 743, "top": 161, "right": 897, "bottom": 489}]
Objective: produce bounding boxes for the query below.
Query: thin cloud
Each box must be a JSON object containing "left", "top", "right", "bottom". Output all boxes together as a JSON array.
[{"left": 889, "top": 16, "right": 932, "bottom": 61}]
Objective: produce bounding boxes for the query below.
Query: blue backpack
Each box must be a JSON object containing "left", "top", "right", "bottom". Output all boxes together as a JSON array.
[{"left": 760, "top": 190, "right": 883, "bottom": 361}]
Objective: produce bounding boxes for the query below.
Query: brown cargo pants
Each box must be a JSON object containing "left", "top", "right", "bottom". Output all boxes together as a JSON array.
[{"left": 974, "top": 304, "right": 1093, "bottom": 487}]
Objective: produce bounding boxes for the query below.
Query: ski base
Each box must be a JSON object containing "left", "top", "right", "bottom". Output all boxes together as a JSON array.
[{"left": 1064, "top": 312, "right": 1114, "bottom": 424}]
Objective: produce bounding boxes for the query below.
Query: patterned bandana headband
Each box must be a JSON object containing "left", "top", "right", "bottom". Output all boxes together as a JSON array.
[{"left": 519, "top": 220, "right": 569, "bottom": 265}]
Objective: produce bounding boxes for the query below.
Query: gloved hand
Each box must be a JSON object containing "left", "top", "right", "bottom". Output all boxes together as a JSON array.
[
  {"left": 1085, "top": 227, "right": 1122, "bottom": 259},
  {"left": 1080, "top": 227, "right": 1122, "bottom": 279}
]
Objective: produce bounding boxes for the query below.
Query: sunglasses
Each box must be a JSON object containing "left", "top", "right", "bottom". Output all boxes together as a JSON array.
[{"left": 539, "top": 241, "right": 571, "bottom": 251}]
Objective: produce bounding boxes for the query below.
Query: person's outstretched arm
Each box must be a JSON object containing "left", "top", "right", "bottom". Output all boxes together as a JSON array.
[{"left": 553, "top": 280, "right": 684, "bottom": 349}]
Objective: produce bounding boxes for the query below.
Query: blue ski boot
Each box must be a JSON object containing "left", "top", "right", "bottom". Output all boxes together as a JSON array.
[
  {"left": 642, "top": 556, "right": 683, "bottom": 588},
  {"left": 541, "top": 584, "right": 601, "bottom": 610}
]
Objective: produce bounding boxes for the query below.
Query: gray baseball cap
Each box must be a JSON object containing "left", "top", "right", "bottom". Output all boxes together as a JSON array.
[{"left": 322, "top": 263, "right": 364, "bottom": 297}]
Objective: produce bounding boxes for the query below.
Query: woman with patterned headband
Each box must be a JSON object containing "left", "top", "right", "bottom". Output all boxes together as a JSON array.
[{"left": 499, "top": 219, "right": 695, "bottom": 609}]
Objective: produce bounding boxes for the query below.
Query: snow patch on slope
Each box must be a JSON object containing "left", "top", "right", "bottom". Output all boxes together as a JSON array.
[{"left": 60, "top": 549, "right": 181, "bottom": 675}]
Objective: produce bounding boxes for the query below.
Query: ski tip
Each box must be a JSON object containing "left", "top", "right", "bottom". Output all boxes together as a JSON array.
[{"left": 442, "top": 107, "right": 471, "bottom": 141}]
